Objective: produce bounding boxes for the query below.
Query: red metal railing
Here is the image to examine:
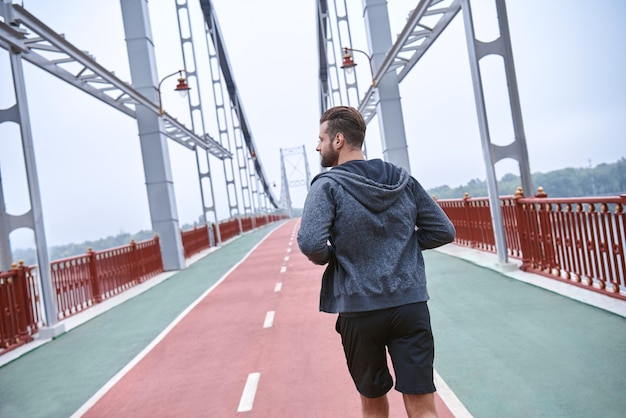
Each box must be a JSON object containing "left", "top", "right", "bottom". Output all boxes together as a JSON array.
[
  {"left": 218, "top": 218, "right": 242, "bottom": 242},
  {"left": 517, "top": 193, "right": 625, "bottom": 299},
  {"left": 52, "top": 236, "right": 164, "bottom": 319},
  {"left": 438, "top": 190, "right": 626, "bottom": 300},
  {"left": 181, "top": 225, "right": 211, "bottom": 259},
  {"left": 0, "top": 262, "right": 41, "bottom": 351},
  {"left": 1, "top": 214, "right": 287, "bottom": 354},
  {"left": 241, "top": 216, "right": 254, "bottom": 232}
]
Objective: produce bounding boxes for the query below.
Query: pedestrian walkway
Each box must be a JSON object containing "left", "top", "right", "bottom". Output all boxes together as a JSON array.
[{"left": 0, "top": 219, "right": 624, "bottom": 417}]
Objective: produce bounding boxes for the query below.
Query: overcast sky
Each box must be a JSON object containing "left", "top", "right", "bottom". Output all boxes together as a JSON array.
[{"left": 1, "top": 0, "right": 624, "bottom": 250}]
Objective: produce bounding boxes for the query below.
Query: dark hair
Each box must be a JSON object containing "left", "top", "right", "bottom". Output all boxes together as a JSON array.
[{"left": 320, "top": 106, "right": 366, "bottom": 148}]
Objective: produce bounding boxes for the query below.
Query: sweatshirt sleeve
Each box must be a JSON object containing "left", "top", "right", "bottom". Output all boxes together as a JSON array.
[
  {"left": 412, "top": 179, "right": 456, "bottom": 249},
  {"left": 297, "top": 177, "right": 335, "bottom": 265}
]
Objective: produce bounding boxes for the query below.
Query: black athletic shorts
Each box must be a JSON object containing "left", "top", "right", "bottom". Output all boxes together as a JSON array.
[{"left": 335, "top": 301, "right": 435, "bottom": 398}]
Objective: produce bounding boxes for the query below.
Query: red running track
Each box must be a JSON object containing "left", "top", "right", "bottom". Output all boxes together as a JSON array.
[{"left": 83, "top": 219, "right": 455, "bottom": 417}]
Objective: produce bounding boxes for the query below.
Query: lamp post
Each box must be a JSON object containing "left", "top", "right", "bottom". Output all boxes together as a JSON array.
[
  {"left": 157, "top": 69, "right": 191, "bottom": 115},
  {"left": 340, "top": 47, "right": 375, "bottom": 86}
]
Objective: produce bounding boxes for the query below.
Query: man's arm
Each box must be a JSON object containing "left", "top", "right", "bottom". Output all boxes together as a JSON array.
[
  {"left": 413, "top": 180, "right": 456, "bottom": 249},
  {"left": 297, "top": 178, "right": 335, "bottom": 265}
]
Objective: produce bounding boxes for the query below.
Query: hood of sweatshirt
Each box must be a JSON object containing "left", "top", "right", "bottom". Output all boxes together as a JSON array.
[{"left": 311, "top": 159, "right": 410, "bottom": 213}]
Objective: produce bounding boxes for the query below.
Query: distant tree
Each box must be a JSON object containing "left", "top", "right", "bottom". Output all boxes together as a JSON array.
[
  {"left": 11, "top": 248, "right": 37, "bottom": 267},
  {"left": 427, "top": 158, "right": 625, "bottom": 198},
  {"left": 10, "top": 229, "right": 157, "bottom": 268}
]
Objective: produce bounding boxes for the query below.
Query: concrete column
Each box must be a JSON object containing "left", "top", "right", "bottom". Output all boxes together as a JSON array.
[
  {"left": 362, "top": 0, "right": 411, "bottom": 172},
  {"left": 120, "top": 0, "right": 185, "bottom": 270}
]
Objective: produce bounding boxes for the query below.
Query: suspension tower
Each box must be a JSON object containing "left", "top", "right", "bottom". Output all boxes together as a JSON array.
[{"left": 279, "top": 146, "right": 312, "bottom": 217}]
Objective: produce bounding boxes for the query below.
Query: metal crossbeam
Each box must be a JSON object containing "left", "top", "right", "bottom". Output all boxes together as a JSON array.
[
  {"left": 358, "top": 0, "right": 461, "bottom": 122},
  {"left": 0, "top": 5, "right": 231, "bottom": 158}
]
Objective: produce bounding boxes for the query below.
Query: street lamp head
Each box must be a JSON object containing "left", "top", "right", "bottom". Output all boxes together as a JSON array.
[
  {"left": 175, "top": 76, "right": 191, "bottom": 97},
  {"left": 158, "top": 69, "right": 191, "bottom": 115},
  {"left": 340, "top": 47, "right": 357, "bottom": 74}
]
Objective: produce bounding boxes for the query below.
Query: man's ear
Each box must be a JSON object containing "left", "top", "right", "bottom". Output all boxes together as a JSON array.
[{"left": 335, "top": 133, "right": 344, "bottom": 147}]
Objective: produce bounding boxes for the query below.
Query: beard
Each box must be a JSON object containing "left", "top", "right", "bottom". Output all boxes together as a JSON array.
[{"left": 320, "top": 147, "right": 339, "bottom": 168}]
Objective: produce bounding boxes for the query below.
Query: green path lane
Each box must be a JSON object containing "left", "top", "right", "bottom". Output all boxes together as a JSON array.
[{"left": 426, "top": 250, "right": 626, "bottom": 418}]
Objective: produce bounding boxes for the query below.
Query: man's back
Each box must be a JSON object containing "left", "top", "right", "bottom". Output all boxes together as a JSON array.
[{"left": 298, "top": 159, "right": 455, "bottom": 314}]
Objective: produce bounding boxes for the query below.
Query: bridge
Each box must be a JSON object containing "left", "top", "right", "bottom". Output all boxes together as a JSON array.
[{"left": 1, "top": 1, "right": 625, "bottom": 417}]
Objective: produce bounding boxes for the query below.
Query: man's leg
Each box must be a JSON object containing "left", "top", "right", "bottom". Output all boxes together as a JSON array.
[
  {"left": 361, "top": 393, "right": 389, "bottom": 418},
  {"left": 403, "top": 392, "right": 437, "bottom": 418},
  {"left": 336, "top": 313, "right": 394, "bottom": 417}
]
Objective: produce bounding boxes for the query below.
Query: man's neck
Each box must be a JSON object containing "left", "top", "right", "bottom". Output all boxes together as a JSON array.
[{"left": 337, "top": 149, "right": 366, "bottom": 166}]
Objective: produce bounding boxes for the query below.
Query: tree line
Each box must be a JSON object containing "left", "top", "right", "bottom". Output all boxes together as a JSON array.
[
  {"left": 11, "top": 230, "right": 158, "bottom": 268},
  {"left": 427, "top": 157, "right": 625, "bottom": 199}
]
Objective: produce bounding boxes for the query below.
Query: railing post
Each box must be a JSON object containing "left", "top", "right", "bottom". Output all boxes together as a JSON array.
[
  {"left": 463, "top": 193, "right": 476, "bottom": 248},
  {"left": 210, "top": 223, "right": 219, "bottom": 246},
  {"left": 88, "top": 248, "right": 102, "bottom": 304},
  {"left": 130, "top": 239, "right": 139, "bottom": 283},
  {"left": 0, "top": 266, "right": 14, "bottom": 349},
  {"left": 237, "top": 215, "right": 243, "bottom": 235},
  {"left": 513, "top": 187, "right": 533, "bottom": 270},
  {"left": 14, "top": 261, "right": 32, "bottom": 340},
  {"left": 535, "top": 187, "right": 556, "bottom": 273},
  {"left": 154, "top": 234, "right": 164, "bottom": 272}
]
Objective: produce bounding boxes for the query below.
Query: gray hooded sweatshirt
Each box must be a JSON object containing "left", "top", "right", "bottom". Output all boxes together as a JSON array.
[{"left": 297, "top": 159, "right": 455, "bottom": 314}]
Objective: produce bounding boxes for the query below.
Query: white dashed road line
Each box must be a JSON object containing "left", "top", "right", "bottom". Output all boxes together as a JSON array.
[
  {"left": 238, "top": 236, "right": 296, "bottom": 413},
  {"left": 237, "top": 372, "right": 261, "bottom": 412},
  {"left": 263, "top": 311, "right": 275, "bottom": 328}
]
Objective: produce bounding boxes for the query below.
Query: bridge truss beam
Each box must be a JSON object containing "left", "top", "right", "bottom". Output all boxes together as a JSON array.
[{"left": 0, "top": 4, "right": 231, "bottom": 158}]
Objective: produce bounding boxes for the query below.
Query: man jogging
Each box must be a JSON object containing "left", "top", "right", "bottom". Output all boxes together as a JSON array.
[{"left": 297, "top": 106, "right": 455, "bottom": 418}]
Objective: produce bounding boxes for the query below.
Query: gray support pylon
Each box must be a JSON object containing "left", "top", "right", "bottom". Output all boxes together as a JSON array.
[
  {"left": 281, "top": 146, "right": 313, "bottom": 194},
  {"left": 202, "top": 5, "right": 240, "bottom": 219},
  {"left": 247, "top": 147, "right": 261, "bottom": 214},
  {"left": 332, "top": 0, "right": 362, "bottom": 108},
  {"left": 460, "top": 0, "right": 532, "bottom": 263},
  {"left": 246, "top": 154, "right": 261, "bottom": 215},
  {"left": 279, "top": 149, "right": 293, "bottom": 218},
  {"left": 198, "top": 0, "right": 279, "bottom": 210},
  {"left": 120, "top": 0, "right": 185, "bottom": 270},
  {"left": 317, "top": 0, "right": 361, "bottom": 112},
  {"left": 317, "top": 0, "right": 332, "bottom": 113},
  {"left": 0, "top": 166, "right": 12, "bottom": 271},
  {"left": 317, "top": 0, "right": 366, "bottom": 158},
  {"left": 487, "top": 0, "right": 532, "bottom": 195},
  {"left": 228, "top": 98, "right": 254, "bottom": 215},
  {"left": 1, "top": 33, "right": 63, "bottom": 334},
  {"left": 361, "top": 0, "right": 411, "bottom": 172},
  {"left": 279, "top": 145, "right": 311, "bottom": 217},
  {"left": 303, "top": 144, "right": 312, "bottom": 192},
  {"left": 174, "top": 0, "right": 221, "bottom": 245}
]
